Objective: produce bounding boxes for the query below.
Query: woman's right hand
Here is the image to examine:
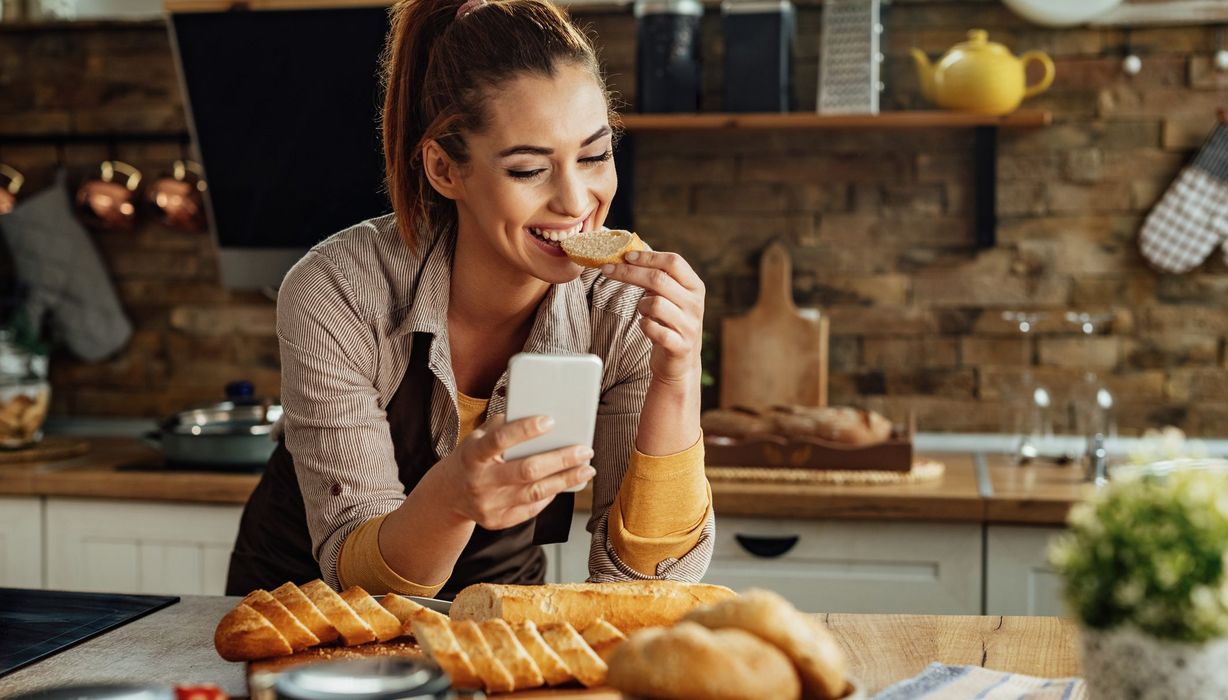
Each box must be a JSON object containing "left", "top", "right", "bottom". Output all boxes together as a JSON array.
[{"left": 440, "top": 414, "right": 595, "bottom": 531}]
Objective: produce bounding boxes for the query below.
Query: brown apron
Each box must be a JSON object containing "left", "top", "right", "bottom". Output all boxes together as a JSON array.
[{"left": 225, "top": 332, "right": 573, "bottom": 598}]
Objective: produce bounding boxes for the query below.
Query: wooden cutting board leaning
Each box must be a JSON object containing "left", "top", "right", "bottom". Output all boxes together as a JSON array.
[{"left": 720, "top": 241, "right": 829, "bottom": 410}]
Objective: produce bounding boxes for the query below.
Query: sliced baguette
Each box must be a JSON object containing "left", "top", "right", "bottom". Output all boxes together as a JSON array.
[
  {"left": 479, "top": 619, "right": 545, "bottom": 691},
  {"left": 300, "top": 580, "right": 376, "bottom": 646},
  {"left": 581, "top": 618, "right": 627, "bottom": 663},
  {"left": 242, "top": 589, "right": 319, "bottom": 652},
  {"left": 511, "top": 621, "right": 574, "bottom": 687},
  {"left": 561, "top": 229, "right": 645, "bottom": 268},
  {"left": 380, "top": 593, "right": 434, "bottom": 635},
  {"left": 271, "top": 581, "right": 339, "bottom": 645},
  {"left": 339, "top": 586, "right": 403, "bottom": 642},
  {"left": 411, "top": 612, "right": 483, "bottom": 691},
  {"left": 539, "top": 622, "right": 608, "bottom": 688},
  {"left": 451, "top": 620, "right": 516, "bottom": 694},
  {"left": 214, "top": 603, "right": 293, "bottom": 662},
  {"left": 450, "top": 580, "right": 737, "bottom": 632}
]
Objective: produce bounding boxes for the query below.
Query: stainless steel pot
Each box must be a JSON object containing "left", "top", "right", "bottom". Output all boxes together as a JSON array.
[{"left": 145, "top": 398, "right": 283, "bottom": 469}]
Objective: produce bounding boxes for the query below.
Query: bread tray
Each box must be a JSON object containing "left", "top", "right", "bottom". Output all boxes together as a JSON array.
[{"left": 704, "top": 430, "right": 913, "bottom": 472}]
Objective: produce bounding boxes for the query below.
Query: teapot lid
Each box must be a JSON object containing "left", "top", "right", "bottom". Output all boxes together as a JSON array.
[{"left": 953, "top": 29, "right": 1010, "bottom": 55}]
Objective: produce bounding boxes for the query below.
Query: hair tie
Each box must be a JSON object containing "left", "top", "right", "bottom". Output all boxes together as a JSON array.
[{"left": 455, "top": 0, "right": 487, "bottom": 19}]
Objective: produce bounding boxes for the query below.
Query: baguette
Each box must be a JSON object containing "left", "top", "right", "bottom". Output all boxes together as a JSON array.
[
  {"left": 451, "top": 620, "right": 516, "bottom": 694},
  {"left": 479, "top": 619, "right": 545, "bottom": 690},
  {"left": 561, "top": 229, "right": 645, "bottom": 268},
  {"left": 411, "top": 611, "right": 483, "bottom": 691},
  {"left": 450, "top": 580, "right": 737, "bottom": 631},
  {"left": 271, "top": 582, "right": 339, "bottom": 645},
  {"left": 300, "top": 580, "right": 377, "bottom": 646},
  {"left": 380, "top": 593, "right": 433, "bottom": 635},
  {"left": 511, "top": 620, "right": 573, "bottom": 686},
  {"left": 241, "top": 590, "right": 319, "bottom": 652},
  {"left": 539, "top": 622, "right": 608, "bottom": 688},
  {"left": 339, "top": 586, "right": 403, "bottom": 642},
  {"left": 581, "top": 619, "right": 627, "bottom": 663},
  {"left": 215, "top": 604, "right": 293, "bottom": 662}
]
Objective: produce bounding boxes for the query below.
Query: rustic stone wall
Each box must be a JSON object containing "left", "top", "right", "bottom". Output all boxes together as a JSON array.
[{"left": 2, "top": 2, "right": 1227, "bottom": 435}]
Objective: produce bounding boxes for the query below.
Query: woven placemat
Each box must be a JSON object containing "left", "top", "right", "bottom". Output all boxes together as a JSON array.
[
  {"left": 0, "top": 436, "right": 90, "bottom": 463},
  {"left": 707, "top": 459, "right": 946, "bottom": 486}
]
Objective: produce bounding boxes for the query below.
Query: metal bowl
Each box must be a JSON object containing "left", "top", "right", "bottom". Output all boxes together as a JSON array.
[{"left": 146, "top": 400, "right": 283, "bottom": 469}]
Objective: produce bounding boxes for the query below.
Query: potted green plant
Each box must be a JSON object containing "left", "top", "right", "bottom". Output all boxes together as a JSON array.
[{"left": 1049, "top": 460, "right": 1228, "bottom": 699}]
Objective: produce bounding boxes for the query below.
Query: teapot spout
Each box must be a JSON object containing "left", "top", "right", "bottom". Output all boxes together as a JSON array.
[{"left": 910, "top": 48, "right": 936, "bottom": 103}]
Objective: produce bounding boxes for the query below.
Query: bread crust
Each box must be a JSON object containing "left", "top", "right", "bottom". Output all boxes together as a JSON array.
[
  {"left": 580, "top": 619, "right": 627, "bottom": 662},
  {"left": 410, "top": 612, "right": 483, "bottom": 691},
  {"left": 300, "top": 580, "right": 376, "bottom": 646},
  {"left": 272, "top": 581, "right": 339, "bottom": 645},
  {"left": 242, "top": 590, "right": 319, "bottom": 652},
  {"left": 510, "top": 620, "right": 573, "bottom": 686},
  {"left": 683, "top": 589, "right": 849, "bottom": 700},
  {"left": 450, "top": 580, "right": 737, "bottom": 631},
  {"left": 339, "top": 586, "right": 403, "bottom": 642},
  {"left": 214, "top": 603, "right": 292, "bottom": 662},
  {"left": 539, "top": 622, "right": 608, "bottom": 688},
  {"left": 607, "top": 622, "right": 801, "bottom": 700},
  {"left": 479, "top": 619, "right": 545, "bottom": 690},
  {"left": 451, "top": 620, "right": 516, "bottom": 694},
  {"left": 561, "top": 230, "right": 645, "bottom": 268}
]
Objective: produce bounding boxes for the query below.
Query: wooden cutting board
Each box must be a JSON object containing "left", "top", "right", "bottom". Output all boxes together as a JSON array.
[{"left": 720, "top": 242, "right": 828, "bottom": 409}]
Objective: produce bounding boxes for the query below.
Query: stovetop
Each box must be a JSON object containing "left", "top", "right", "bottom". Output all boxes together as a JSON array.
[{"left": 0, "top": 589, "right": 179, "bottom": 677}]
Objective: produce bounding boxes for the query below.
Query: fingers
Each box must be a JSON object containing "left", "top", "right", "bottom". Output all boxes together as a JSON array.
[
  {"left": 469, "top": 414, "right": 552, "bottom": 462},
  {"left": 515, "top": 464, "right": 597, "bottom": 507},
  {"left": 512, "top": 445, "right": 595, "bottom": 483},
  {"left": 640, "top": 316, "right": 689, "bottom": 354},
  {"left": 611, "top": 250, "right": 704, "bottom": 293},
  {"left": 601, "top": 260, "right": 690, "bottom": 303},
  {"left": 637, "top": 293, "right": 695, "bottom": 337}
]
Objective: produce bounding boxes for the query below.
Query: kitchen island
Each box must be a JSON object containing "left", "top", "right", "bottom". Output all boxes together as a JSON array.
[{"left": 1, "top": 595, "right": 1081, "bottom": 698}]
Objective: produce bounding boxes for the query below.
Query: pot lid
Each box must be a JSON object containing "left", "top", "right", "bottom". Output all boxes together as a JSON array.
[{"left": 162, "top": 400, "right": 283, "bottom": 436}]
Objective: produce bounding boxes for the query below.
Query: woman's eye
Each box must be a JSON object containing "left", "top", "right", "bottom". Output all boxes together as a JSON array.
[
  {"left": 507, "top": 169, "right": 546, "bottom": 180},
  {"left": 581, "top": 151, "right": 613, "bottom": 165}
]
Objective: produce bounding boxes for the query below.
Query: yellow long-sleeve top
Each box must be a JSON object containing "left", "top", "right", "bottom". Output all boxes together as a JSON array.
[{"left": 336, "top": 392, "right": 710, "bottom": 595}]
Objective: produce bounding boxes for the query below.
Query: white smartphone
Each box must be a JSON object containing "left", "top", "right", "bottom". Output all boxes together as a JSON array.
[{"left": 503, "top": 352, "right": 603, "bottom": 492}]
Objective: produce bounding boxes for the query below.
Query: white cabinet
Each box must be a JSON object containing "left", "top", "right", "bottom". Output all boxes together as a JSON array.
[
  {"left": 0, "top": 496, "right": 43, "bottom": 588},
  {"left": 705, "top": 518, "right": 983, "bottom": 615},
  {"left": 45, "top": 498, "right": 242, "bottom": 596},
  {"left": 985, "top": 525, "right": 1066, "bottom": 617}
]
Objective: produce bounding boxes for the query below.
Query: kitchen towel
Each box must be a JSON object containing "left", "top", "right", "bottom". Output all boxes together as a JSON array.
[
  {"left": 871, "top": 663, "right": 1085, "bottom": 700},
  {"left": 0, "top": 169, "right": 132, "bottom": 361},
  {"left": 1139, "top": 122, "right": 1228, "bottom": 274}
]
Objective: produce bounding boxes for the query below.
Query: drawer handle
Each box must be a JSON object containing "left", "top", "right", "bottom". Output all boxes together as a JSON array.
[{"left": 734, "top": 534, "right": 799, "bottom": 559}]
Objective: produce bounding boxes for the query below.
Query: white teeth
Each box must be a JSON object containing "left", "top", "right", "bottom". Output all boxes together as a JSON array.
[{"left": 529, "top": 223, "right": 585, "bottom": 242}]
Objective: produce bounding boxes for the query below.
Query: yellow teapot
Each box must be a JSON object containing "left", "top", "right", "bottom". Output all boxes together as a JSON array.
[{"left": 910, "top": 29, "right": 1055, "bottom": 115}]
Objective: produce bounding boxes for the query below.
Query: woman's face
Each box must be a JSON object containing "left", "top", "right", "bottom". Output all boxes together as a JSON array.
[{"left": 450, "top": 62, "right": 616, "bottom": 285}]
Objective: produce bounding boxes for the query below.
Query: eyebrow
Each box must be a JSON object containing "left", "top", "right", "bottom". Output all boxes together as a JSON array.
[{"left": 496, "top": 126, "right": 611, "bottom": 158}]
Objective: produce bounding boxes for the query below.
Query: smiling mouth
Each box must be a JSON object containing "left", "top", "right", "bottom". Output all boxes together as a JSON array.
[{"left": 526, "top": 217, "right": 590, "bottom": 248}]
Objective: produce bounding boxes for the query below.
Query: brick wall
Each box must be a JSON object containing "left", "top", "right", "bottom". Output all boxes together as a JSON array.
[{"left": 3, "top": 1, "right": 1227, "bottom": 435}]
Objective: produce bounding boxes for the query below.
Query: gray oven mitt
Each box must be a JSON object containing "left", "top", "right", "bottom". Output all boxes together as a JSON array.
[{"left": 0, "top": 169, "right": 132, "bottom": 361}]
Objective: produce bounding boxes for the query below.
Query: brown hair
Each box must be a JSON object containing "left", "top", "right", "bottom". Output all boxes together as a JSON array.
[{"left": 381, "top": 0, "right": 610, "bottom": 250}]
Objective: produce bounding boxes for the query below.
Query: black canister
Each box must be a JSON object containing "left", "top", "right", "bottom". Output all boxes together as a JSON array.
[
  {"left": 274, "top": 658, "right": 457, "bottom": 700},
  {"left": 634, "top": 0, "right": 704, "bottom": 113},
  {"left": 722, "top": 0, "right": 795, "bottom": 112}
]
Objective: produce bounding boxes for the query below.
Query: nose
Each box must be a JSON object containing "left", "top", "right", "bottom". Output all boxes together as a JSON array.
[{"left": 550, "top": 165, "right": 588, "bottom": 219}]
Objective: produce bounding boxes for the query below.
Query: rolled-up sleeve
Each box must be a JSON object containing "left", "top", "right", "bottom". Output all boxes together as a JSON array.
[
  {"left": 584, "top": 315, "right": 715, "bottom": 583},
  {"left": 277, "top": 251, "right": 406, "bottom": 589}
]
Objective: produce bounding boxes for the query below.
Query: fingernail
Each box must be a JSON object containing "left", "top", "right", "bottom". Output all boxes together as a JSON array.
[
  {"left": 600, "top": 264, "right": 615, "bottom": 275},
  {"left": 581, "top": 466, "right": 597, "bottom": 479},
  {"left": 578, "top": 447, "right": 595, "bottom": 460},
  {"left": 624, "top": 251, "right": 639, "bottom": 262},
  {"left": 538, "top": 416, "right": 555, "bottom": 430}
]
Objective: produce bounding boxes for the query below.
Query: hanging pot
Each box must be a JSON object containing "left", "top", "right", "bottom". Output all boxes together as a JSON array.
[
  {"left": 146, "top": 159, "right": 207, "bottom": 232},
  {"left": 75, "top": 160, "right": 142, "bottom": 230}
]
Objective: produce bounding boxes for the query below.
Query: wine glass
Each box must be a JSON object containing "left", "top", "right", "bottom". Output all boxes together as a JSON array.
[
  {"left": 1001, "top": 311, "right": 1053, "bottom": 464},
  {"left": 1065, "top": 311, "right": 1116, "bottom": 473}
]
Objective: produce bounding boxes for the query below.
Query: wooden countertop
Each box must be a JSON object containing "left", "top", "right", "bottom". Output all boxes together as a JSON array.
[
  {"left": 0, "top": 438, "right": 1090, "bottom": 525},
  {"left": 1, "top": 595, "right": 1081, "bottom": 698}
]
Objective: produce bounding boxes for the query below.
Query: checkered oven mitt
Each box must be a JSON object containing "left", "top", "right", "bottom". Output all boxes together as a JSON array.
[{"left": 1139, "top": 123, "right": 1228, "bottom": 273}]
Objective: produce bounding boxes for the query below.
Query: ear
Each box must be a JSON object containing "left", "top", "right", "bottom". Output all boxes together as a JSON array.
[{"left": 421, "top": 140, "right": 464, "bottom": 201}]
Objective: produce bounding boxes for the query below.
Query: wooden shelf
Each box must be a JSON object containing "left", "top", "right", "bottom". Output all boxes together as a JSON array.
[{"left": 619, "top": 110, "right": 1052, "bottom": 131}]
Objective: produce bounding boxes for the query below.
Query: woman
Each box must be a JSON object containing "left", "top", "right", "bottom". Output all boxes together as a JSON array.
[{"left": 226, "top": 0, "right": 713, "bottom": 598}]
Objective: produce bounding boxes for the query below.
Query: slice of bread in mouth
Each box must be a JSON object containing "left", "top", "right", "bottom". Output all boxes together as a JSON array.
[{"left": 561, "top": 229, "right": 645, "bottom": 268}]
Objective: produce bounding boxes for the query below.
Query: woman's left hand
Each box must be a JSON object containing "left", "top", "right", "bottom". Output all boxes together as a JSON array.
[{"left": 601, "top": 250, "right": 705, "bottom": 386}]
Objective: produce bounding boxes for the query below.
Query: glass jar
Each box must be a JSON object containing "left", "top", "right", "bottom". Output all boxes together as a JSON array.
[{"left": 0, "top": 330, "right": 50, "bottom": 449}]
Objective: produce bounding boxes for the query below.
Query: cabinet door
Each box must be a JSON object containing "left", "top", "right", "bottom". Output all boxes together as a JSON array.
[
  {"left": 705, "top": 518, "right": 983, "bottom": 615},
  {"left": 985, "top": 525, "right": 1066, "bottom": 616},
  {"left": 0, "top": 496, "right": 43, "bottom": 588},
  {"left": 46, "top": 498, "right": 243, "bottom": 596}
]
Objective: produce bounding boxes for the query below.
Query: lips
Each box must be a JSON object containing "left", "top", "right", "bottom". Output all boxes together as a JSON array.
[{"left": 524, "top": 214, "right": 592, "bottom": 258}]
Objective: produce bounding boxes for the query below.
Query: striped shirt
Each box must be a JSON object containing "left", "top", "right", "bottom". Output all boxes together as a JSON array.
[{"left": 277, "top": 214, "right": 715, "bottom": 589}]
